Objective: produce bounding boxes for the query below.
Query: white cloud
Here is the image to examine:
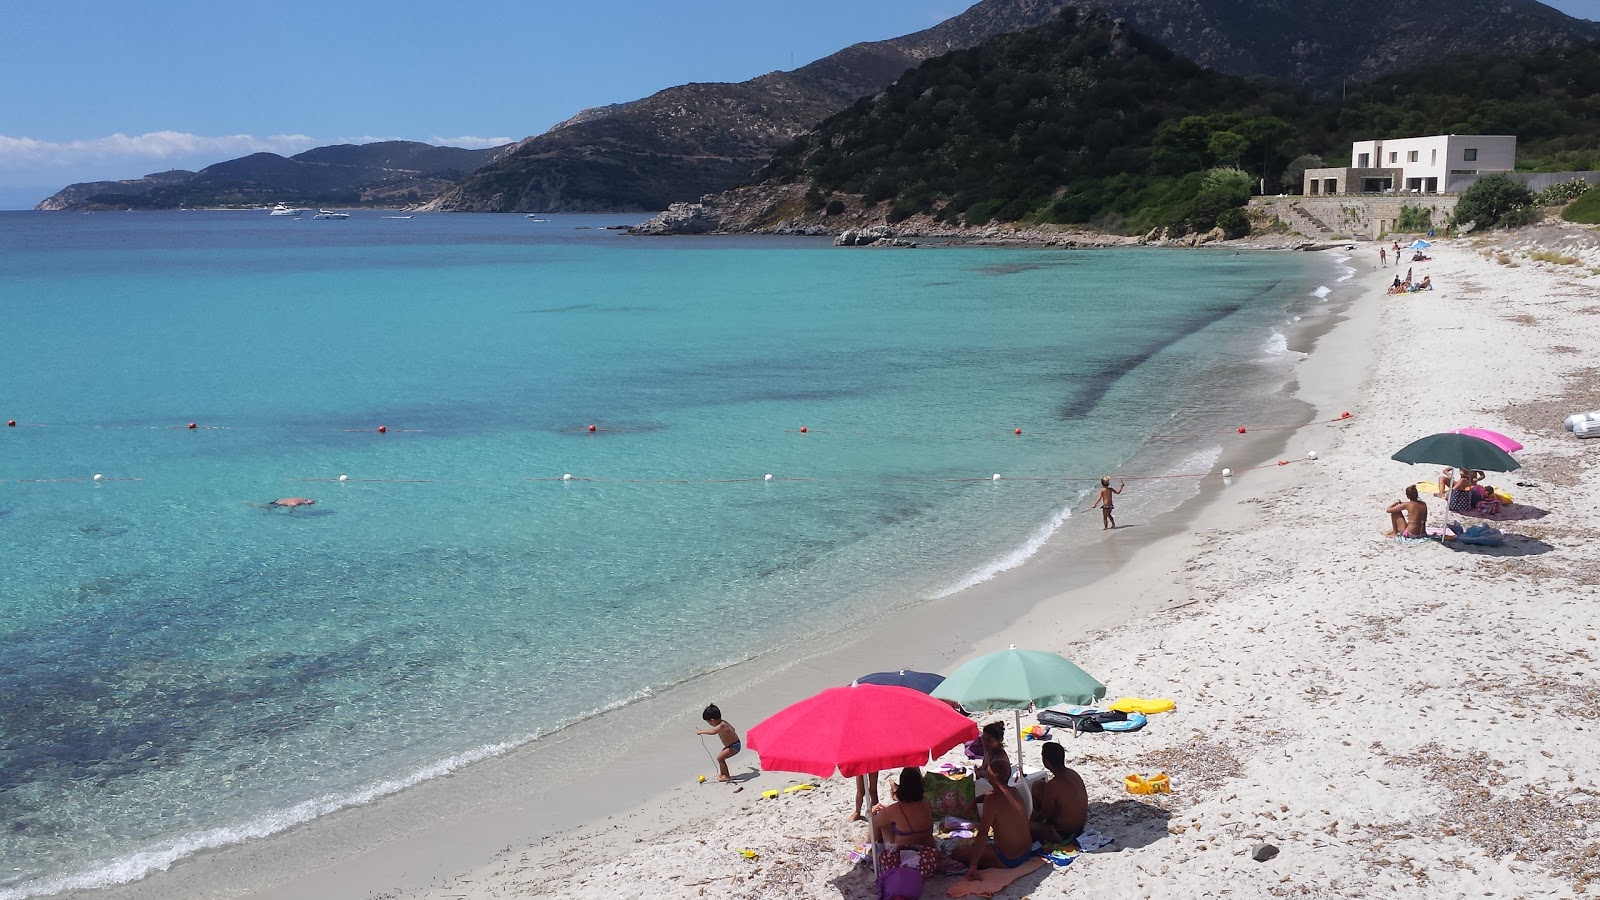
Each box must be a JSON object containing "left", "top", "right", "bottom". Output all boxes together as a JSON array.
[
  {"left": 428, "top": 134, "right": 516, "bottom": 149},
  {"left": 0, "top": 131, "right": 319, "bottom": 171}
]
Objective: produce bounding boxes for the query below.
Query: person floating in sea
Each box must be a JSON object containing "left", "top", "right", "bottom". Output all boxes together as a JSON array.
[
  {"left": 697, "top": 703, "right": 742, "bottom": 783},
  {"left": 1087, "top": 476, "right": 1124, "bottom": 530},
  {"left": 247, "top": 497, "right": 317, "bottom": 510}
]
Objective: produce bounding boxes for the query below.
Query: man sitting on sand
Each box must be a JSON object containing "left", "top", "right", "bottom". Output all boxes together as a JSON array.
[
  {"left": 1030, "top": 741, "right": 1088, "bottom": 843},
  {"left": 1384, "top": 485, "right": 1428, "bottom": 538},
  {"left": 955, "top": 756, "right": 1034, "bottom": 878}
]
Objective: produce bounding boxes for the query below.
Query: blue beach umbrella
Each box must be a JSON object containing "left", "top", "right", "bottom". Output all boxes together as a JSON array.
[{"left": 855, "top": 669, "right": 946, "bottom": 694}]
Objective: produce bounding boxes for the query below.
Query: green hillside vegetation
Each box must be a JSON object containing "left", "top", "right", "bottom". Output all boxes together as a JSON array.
[
  {"left": 1563, "top": 188, "right": 1600, "bottom": 225},
  {"left": 760, "top": 11, "right": 1314, "bottom": 235},
  {"left": 756, "top": 10, "right": 1600, "bottom": 235},
  {"left": 1327, "top": 42, "right": 1600, "bottom": 173}
]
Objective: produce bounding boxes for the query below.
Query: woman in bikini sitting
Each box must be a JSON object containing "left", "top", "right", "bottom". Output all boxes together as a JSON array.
[
  {"left": 1385, "top": 484, "right": 1429, "bottom": 537},
  {"left": 870, "top": 767, "right": 945, "bottom": 878}
]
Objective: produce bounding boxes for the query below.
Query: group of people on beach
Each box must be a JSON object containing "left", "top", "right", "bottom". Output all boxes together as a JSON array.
[
  {"left": 1384, "top": 468, "right": 1500, "bottom": 540},
  {"left": 699, "top": 707, "right": 1089, "bottom": 883},
  {"left": 867, "top": 721, "right": 1089, "bottom": 882}
]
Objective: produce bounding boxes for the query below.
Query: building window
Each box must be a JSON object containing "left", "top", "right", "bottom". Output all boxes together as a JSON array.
[
  {"left": 1388, "top": 152, "right": 1398, "bottom": 163},
  {"left": 1358, "top": 153, "right": 1370, "bottom": 167},
  {"left": 1464, "top": 148, "right": 1478, "bottom": 161},
  {"left": 1431, "top": 149, "right": 1437, "bottom": 165},
  {"left": 1408, "top": 150, "right": 1418, "bottom": 162}
]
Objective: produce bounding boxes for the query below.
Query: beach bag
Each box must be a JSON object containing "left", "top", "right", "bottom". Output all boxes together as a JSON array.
[
  {"left": 877, "top": 863, "right": 924, "bottom": 900},
  {"left": 1447, "top": 490, "right": 1474, "bottom": 513},
  {"left": 921, "top": 772, "right": 977, "bottom": 821}
]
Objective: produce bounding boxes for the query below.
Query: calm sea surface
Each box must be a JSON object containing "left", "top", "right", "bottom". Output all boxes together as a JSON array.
[{"left": 0, "top": 211, "right": 1336, "bottom": 895}]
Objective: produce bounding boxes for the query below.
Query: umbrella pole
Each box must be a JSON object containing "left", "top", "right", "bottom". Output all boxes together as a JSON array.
[{"left": 1015, "top": 709, "right": 1024, "bottom": 778}]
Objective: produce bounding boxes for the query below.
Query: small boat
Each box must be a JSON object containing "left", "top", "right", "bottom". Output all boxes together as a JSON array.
[
  {"left": 525, "top": 214, "right": 548, "bottom": 222},
  {"left": 313, "top": 209, "right": 350, "bottom": 219},
  {"left": 383, "top": 215, "right": 414, "bottom": 220},
  {"left": 269, "top": 203, "right": 302, "bottom": 216}
]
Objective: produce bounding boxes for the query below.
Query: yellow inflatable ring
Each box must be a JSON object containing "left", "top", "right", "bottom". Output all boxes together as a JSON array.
[
  {"left": 1124, "top": 773, "right": 1170, "bottom": 795},
  {"left": 1108, "top": 697, "right": 1176, "bottom": 714}
]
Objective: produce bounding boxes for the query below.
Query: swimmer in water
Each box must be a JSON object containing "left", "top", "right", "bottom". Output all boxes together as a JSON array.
[{"left": 264, "top": 497, "right": 316, "bottom": 509}]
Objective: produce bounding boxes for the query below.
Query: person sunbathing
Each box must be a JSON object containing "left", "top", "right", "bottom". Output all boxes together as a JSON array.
[
  {"left": 1418, "top": 275, "right": 1433, "bottom": 291},
  {"left": 955, "top": 756, "right": 1034, "bottom": 878},
  {"left": 1029, "top": 741, "right": 1088, "bottom": 844},
  {"left": 1388, "top": 276, "right": 1404, "bottom": 294},
  {"left": 1385, "top": 484, "right": 1429, "bottom": 537}
]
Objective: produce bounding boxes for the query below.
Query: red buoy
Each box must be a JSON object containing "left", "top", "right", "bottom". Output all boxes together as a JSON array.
[
  {"left": 800, "top": 426, "right": 808, "bottom": 434},
  {"left": 6, "top": 420, "right": 14, "bottom": 427},
  {"left": 187, "top": 422, "right": 197, "bottom": 430},
  {"left": 1014, "top": 428, "right": 1022, "bottom": 435},
  {"left": 1341, "top": 411, "right": 1352, "bottom": 419},
  {"left": 1238, "top": 426, "right": 1247, "bottom": 434},
  {"left": 1278, "top": 460, "right": 1288, "bottom": 466},
  {"left": 587, "top": 424, "right": 597, "bottom": 433},
  {"left": 378, "top": 425, "right": 387, "bottom": 434}
]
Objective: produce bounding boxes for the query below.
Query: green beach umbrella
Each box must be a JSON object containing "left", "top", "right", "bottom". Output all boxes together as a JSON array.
[
  {"left": 1391, "top": 432, "right": 1520, "bottom": 472},
  {"left": 931, "top": 644, "right": 1106, "bottom": 774}
]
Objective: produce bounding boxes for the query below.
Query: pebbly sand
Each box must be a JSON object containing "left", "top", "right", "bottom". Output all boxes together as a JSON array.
[{"left": 68, "top": 227, "right": 1600, "bottom": 900}]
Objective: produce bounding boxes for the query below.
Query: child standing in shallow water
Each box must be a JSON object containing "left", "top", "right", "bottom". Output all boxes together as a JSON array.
[{"left": 697, "top": 704, "right": 742, "bottom": 782}]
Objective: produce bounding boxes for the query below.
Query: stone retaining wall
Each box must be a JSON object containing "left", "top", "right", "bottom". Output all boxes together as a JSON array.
[{"left": 1249, "top": 195, "right": 1460, "bottom": 239}]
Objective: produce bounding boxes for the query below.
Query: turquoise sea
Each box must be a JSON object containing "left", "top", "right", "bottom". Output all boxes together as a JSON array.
[{"left": 0, "top": 211, "right": 1339, "bottom": 896}]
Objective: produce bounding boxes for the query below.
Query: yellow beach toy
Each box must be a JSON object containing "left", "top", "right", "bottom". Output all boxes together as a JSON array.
[
  {"left": 1124, "top": 773, "right": 1171, "bottom": 795},
  {"left": 1107, "top": 697, "right": 1176, "bottom": 714},
  {"left": 781, "top": 783, "right": 816, "bottom": 794},
  {"left": 761, "top": 789, "right": 780, "bottom": 800}
]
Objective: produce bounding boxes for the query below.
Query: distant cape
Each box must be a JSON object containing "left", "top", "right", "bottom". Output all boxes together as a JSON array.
[{"left": 35, "top": 140, "right": 513, "bottom": 211}]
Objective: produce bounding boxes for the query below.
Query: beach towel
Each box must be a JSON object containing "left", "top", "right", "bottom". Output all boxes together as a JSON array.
[
  {"left": 945, "top": 857, "right": 1047, "bottom": 898},
  {"left": 1098, "top": 712, "right": 1147, "bottom": 733}
]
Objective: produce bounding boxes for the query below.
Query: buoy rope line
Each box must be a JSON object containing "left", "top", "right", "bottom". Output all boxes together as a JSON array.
[
  {"left": 2, "top": 413, "right": 1354, "bottom": 438},
  {"left": 1, "top": 414, "right": 1348, "bottom": 486},
  {"left": 0, "top": 458, "right": 1317, "bottom": 488}
]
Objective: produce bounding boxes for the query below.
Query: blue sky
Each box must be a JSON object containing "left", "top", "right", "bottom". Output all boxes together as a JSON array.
[{"left": 3, "top": 0, "right": 1597, "bottom": 208}]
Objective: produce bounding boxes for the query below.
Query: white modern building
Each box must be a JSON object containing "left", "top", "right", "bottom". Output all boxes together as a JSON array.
[{"left": 1304, "top": 134, "right": 1517, "bottom": 195}]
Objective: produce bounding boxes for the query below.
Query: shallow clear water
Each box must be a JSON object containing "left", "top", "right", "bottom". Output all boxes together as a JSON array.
[{"left": 0, "top": 211, "right": 1324, "bottom": 895}]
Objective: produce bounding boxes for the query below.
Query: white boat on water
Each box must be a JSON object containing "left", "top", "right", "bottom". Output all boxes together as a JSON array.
[
  {"left": 525, "top": 214, "right": 548, "bottom": 222},
  {"left": 269, "top": 203, "right": 302, "bottom": 216},
  {"left": 313, "top": 209, "right": 350, "bottom": 219}
]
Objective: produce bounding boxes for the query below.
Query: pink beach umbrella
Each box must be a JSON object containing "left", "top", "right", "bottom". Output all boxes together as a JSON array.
[{"left": 1450, "top": 428, "right": 1523, "bottom": 454}]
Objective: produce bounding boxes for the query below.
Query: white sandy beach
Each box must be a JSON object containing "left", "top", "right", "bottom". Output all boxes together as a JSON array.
[{"left": 66, "top": 226, "right": 1600, "bottom": 900}]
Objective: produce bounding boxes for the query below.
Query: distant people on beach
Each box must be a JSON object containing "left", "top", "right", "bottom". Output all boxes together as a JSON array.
[
  {"left": 1030, "top": 741, "right": 1089, "bottom": 844},
  {"left": 1379, "top": 246, "right": 1387, "bottom": 267},
  {"left": 696, "top": 703, "right": 742, "bottom": 782},
  {"left": 1418, "top": 275, "right": 1433, "bottom": 291},
  {"left": 1087, "top": 476, "right": 1125, "bottom": 530},
  {"left": 1385, "top": 484, "right": 1429, "bottom": 537},
  {"left": 1436, "top": 467, "right": 1455, "bottom": 499},
  {"left": 955, "top": 756, "right": 1033, "bottom": 879}
]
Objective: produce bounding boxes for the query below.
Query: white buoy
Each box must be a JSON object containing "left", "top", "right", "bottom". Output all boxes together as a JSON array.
[
  {"left": 338, "top": 474, "right": 349, "bottom": 482},
  {"left": 1306, "top": 450, "right": 1318, "bottom": 460},
  {"left": 1221, "top": 468, "right": 1233, "bottom": 478},
  {"left": 93, "top": 473, "right": 104, "bottom": 481},
  {"left": 992, "top": 473, "right": 1002, "bottom": 481},
  {"left": 764, "top": 473, "right": 773, "bottom": 481},
  {"left": 562, "top": 473, "right": 573, "bottom": 481}
]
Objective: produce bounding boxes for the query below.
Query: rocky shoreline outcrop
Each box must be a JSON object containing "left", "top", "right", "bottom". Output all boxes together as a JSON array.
[{"left": 626, "top": 183, "right": 1331, "bottom": 251}]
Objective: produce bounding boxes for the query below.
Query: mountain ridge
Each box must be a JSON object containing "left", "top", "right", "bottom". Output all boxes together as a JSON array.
[{"left": 428, "top": 0, "right": 1600, "bottom": 213}]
